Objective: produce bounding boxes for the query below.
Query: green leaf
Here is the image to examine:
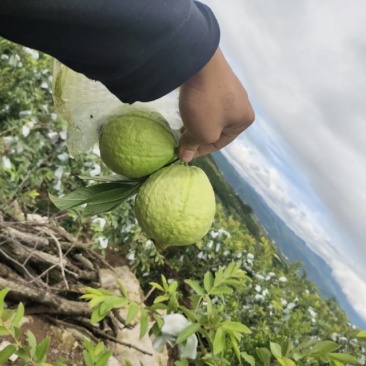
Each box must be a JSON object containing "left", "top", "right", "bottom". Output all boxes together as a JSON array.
[
  {"left": 35, "top": 337, "right": 50, "bottom": 363},
  {"left": 0, "top": 344, "right": 17, "bottom": 366},
  {"left": 78, "top": 174, "right": 139, "bottom": 183},
  {"left": 241, "top": 351, "right": 255, "bottom": 366},
  {"left": 95, "top": 350, "right": 112, "bottom": 366},
  {"left": 49, "top": 182, "right": 126, "bottom": 211},
  {"left": 310, "top": 341, "right": 341, "bottom": 356},
  {"left": 91, "top": 305, "right": 106, "bottom": 324},
  {"left": 184, "top": 280, "right": 205, "bottom": 296},
  {"left": 179, "top": 306, "right": 195, "bottom": 322},
  {"left": 154, "top": 295, "right": 169, "bottom": 304},
  {"left": 153, "top": 313, "right": 164, "bottom": 329},
  {"left": 11, "top": 302, "right": 24, "bottom": 328},
  {"left": 0, "top": 326, "right": 9, "bottom": 336},
  {"left": 117, "top": 280, "right": 128, "bottom": 298},
  {"left": 0, "top": 288, "right": 10, "bottom": 317},
  {"left": 223, "top": 261, "right": 237, "bottom": 278},
  {"left": 124, "top": 360, "right": 133, "bottom": 366},
  {"left": 328, "top": 353, "right": 359, "bottom": 364},
  {"left": 94, "top": 342, "right": 105, "bottom": 356},
  {"left": 270, "top": 342, "right": 283, "bottom": 359},
  {"left": 277, "top": 357, "right": 297, "bottom": 366},
  {"left": 175, "top": 359, "right": 189, "bottom": 366},
  {"left": 83, "top": 349, "right": 94, "bottom": 366},
  {"left": 50, "top": 182, "right": 139, "bottom": 214},
  {"left": 84, "top": 199, "right": 124, "bottom": 216},
  {"left": 161, "top": 275, "right": 169, "bottom": 292},
  {"left": 214, "top": 266, "right": 224, "bottom": 287},
  {"left": 139, "top": 309, "right": 149, "bottom": 339},
  {"left": 204, "top": 271, "right": 214, "bottom": 293},
  {"left": 221, "top": 321, "right": 251, "bottom": 335},
  {"left": 26, "top": 330, "right": 37, "bottom": 358},
  {"left": 329, "top": 360, "right": 344, "bottom": 366},
  {"left": 293, "top": 338, "right": 317, "bottom": 360},
  {"left": 281, "top": 340, "right": 294, "bottom": 358},
  {"left": 229, "top": 334, "right": 241, "bottom": 362},
  {"left": 168, "top": 280, "right": 178, "bottom": 294},
  {"left": 356, "top": 330, "right": 366, "bottom": 341},
  {"left": 82, "top": 185, "right": 139, "bottom": 213},
  {"left": 213, "top": 328, "right": 226, "bottom": 355},
  {"left": 149, "top": 282, "right": 165, "bottom": 292},
  {"left": 256, "top": 348, "right": 271, "bottom": 366},
  {"left": 126, "top": 302, "right": 140, "bottom": 324},
  {"left": 176, "top": 323, "right": 201, "bottom": 344},
  {"left": 1, "top": 309, "right": 14, "bottom": 323},
  {"left": 210, "top": 286, "right": 233, "bottom": 295}
]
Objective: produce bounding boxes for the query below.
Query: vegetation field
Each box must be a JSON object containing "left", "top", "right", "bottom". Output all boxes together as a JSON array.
[{"left": 0, "top": 37, "right": 365, "bottom": 365}]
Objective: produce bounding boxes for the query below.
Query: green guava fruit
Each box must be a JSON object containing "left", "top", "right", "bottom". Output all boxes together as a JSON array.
[
  {"left": 99, "top": 107, "right": 177, "bottom": 178},
  {"left": 135, "top": 163, "right": 216, "bottom": 249}
]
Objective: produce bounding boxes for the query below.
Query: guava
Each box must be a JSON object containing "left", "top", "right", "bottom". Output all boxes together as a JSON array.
[
  {"left": 99, "top": 107, "right": 177, "bottom": 178},
  {"left": 135, "top": 163, "right": 216, "bottom": 249}
]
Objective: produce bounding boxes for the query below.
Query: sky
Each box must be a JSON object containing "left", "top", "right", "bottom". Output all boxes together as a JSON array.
[{"left": 201, "top": 0, "right": 366, "bottom": 323}]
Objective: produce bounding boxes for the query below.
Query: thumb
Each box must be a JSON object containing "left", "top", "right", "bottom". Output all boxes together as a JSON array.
[{"left": 178, "top": 129, "right": 200, "bottom": 163}]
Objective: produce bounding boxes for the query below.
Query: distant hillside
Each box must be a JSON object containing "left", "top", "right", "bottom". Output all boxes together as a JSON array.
[{"left": 212, "top": 151, "right": 366, "bottom": 329}]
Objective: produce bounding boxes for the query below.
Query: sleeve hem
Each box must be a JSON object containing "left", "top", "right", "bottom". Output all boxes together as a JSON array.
[{"left": 104, "top": 1, "right": 221, "bottom": 103}]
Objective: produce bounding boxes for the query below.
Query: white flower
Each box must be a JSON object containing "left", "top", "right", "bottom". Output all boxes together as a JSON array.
[
  {"left": 254, "top": 294, "right": 264, "bottom": 301},
  {"left": 278, "top": 276, "right": 287, "bottom": 283},
  {"left": 90, "top": 164, "right": 101, "bottom": 177},
  {"left": 98, "top": 237, "right": 109, "bottom": 249},
  {"left": 247, "top": 253, "right": 254, "bottom": 260},
  {"left": 145, "top": 239, "right": 154, "bottom": 249},
  {"left": 57, "top": 152, "right": 69, "bottom": 162},
  {"left": 217, "top": 228, "right": 231, "bottom": 237},
  {"left": 54, "top": 166, "right": 64, "bottom": 180},
  {"left": 59, "top": 130, "right": 67, "bottom": 140},
  {"left": 40, "top": 81, "right": 49, "bottom": 89},
  {"left": 92, "top": 217, "right": 106, "bottom": 229},
  {"left": 262, "top": 289, "right": 270, "bottom": 296},
  {"left": 47, "top": 131, "right": 59, "bottom": 142},
  {"left": 206, "top": 240, "right": 214, "bottom": 249},
  {"left": 92, "top": 146, "right": 101, "bottom": 156},
  {"left": 126, "top": 252, "right": 135, "bottom": 261},
  {"left": 308, "top": 307, "right": 317, "bottom": 318},
  {"left": 210, "top": 230, "right": 219, "bottom": 239},
  {"left": 153, "top": 314, "right": 198, "bottom": 360},
  {"left": 23, "top": 47, "right": 39, "bottom": 60},
  {"left": 2, "top": 156, "right": 11, "bottom": 169},
  {"left": 19, "top": 110, "right": 32, "bottom": 117},
  {"left": 22, "top": 125, "right": 30, "bottom": 137},
  {"left": 255, "top": 285, "right": 261, "bottom": 292}
]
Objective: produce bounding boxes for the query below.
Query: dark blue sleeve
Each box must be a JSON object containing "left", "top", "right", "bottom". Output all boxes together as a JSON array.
[{"left": 0, "top": 0, "right": 220, "bottom": 103}]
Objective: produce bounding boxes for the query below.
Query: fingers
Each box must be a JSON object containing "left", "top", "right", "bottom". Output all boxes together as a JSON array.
[
  {"left": 178, "top": 127, "right": 239, "bottom": 162},
  {"left": 177, "top": 47, "right": 255, "bottom": 163}
]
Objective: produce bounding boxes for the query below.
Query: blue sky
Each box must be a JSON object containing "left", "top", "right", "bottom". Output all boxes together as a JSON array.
[{"left": 202, "top": 0, "right": 366, "bottom": 322}]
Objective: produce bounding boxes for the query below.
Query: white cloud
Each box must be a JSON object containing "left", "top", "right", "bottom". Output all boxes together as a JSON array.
[{"left": 202, "top": 0, "right": 366, "bottom": 322}]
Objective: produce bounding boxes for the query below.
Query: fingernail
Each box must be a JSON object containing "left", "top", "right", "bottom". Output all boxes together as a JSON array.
[{"left": 181, "top": 150, "right": 194, "bottom": 162}]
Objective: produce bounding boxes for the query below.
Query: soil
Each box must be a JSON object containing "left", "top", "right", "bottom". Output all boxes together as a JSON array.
[{"left": 2, "top": 315, "right": 84, "bottom": 365}]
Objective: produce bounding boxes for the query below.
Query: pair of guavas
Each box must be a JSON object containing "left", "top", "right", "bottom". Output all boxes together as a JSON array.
[{"left": 99, "top": 107, "right": 216, "bottom": 250}]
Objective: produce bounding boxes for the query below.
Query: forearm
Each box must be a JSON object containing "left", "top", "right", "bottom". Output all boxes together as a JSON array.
[{"left": 0, "top": 0, "right": 220, "bottom": 103}]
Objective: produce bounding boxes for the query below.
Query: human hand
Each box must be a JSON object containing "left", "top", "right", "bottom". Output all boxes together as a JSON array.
[{"left": 178, "top": 47, "right": 255, "bottom": 162}]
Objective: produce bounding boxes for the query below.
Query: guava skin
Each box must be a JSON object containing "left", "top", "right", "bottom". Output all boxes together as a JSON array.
[
  {"left": 135, "top": 164, "right": 216, "bottom": 249},
  {"left": 99, "top": 108, "right": 177, "bottom": 178}
]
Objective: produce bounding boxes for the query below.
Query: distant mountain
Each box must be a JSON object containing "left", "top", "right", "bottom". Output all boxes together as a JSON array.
[{"left": 213, "top": 151, "right": 366, "bottom": 329}]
